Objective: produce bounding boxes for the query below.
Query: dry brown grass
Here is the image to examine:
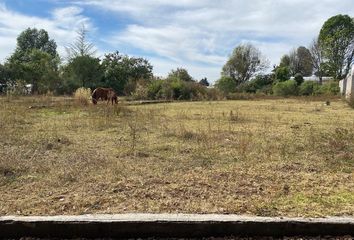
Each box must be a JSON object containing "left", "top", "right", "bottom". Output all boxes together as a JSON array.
[
  {"left": 74, "top": 87, "right": 92, "bottom": 106},
  {"left": 0, "top": 96, "right": 353, "bottom": 217}
]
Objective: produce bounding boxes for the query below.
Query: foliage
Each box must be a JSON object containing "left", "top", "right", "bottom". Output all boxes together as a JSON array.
[
  {"left": 222, "top": 43, "right": 269, "bottom": 85},
  {"left": 167, "top": 68, "right": 194, "bottom": 82},
  {"left": 215, "top": 76, "right": 237, "bottom": 94},
  {"left": 239, "top": 74, "right": 274, "bottom": 94},
  {"left": 132, "top": 77, "right": 210, "bottom": 101},
  {"left": 315, "top": 81, "right": 340, "bottom": 95},
  {"left": 15, "top": 28, "right": 58, "bottom": 59},
  {"left": 147, "top": 79, "right": 164, "bottom": 99},
  {"left": 6, "top": 28, "right": 60, "bottom": 93},
  {"left": 101, "top": 51, "right": 153, "bottom": 94},
  {"left": 309, "top": 37, "right": 324, "bottom": 84},
  {"left": 65, "top": 24, "right": 96, "bottom": 59},
  {"left": 282, "top": 47, "right": 313, "bottom": 76},
  {"left": 6, "top": 79, "right": 29, "bottom": 96},
  {"left": 73, "top": 87, "right": 92, "bottom": 106},
  {"left": 61, "top": 55, "right": 103, "bottom": 94},
  {"left": 0, "top": 64, "right": 12, "bottom": 91},
  {"left": 199, "top": 77, "right": 210, "bottom": 86},
  {"left": 299, "top": 81, "right": 320, "bottom": 96},
  {"left": 273, "top": 80, "right": 298, "bottom": 96},
  {"left": 294, "top": 73, "right": 304, "bottom": 86},
  {"left": 279, "top": 55, "right": 290, "bottom": 67},
  {"left": 319, "top": 14, "right": 354, "bottom": 79},
  {"left": 275, "top": 66, "right": 291, "bottom": 82}
]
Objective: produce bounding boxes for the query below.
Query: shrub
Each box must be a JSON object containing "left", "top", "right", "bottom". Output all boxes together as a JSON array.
[
  {"left": 314, "top": 81, "right": 340, "bottom": 95},
  {"left": 240, "top": 74, "right": 274, "bottom": 94},
  {"left": 74, "top": 87, "right": 92, "bottom": 106},
  {"left": 131, "top": 83, "right": 148, "bottom": 100},
  {"left": 275, "top": 66, "right": 290, "bottom": 82},
  {"left": 273, "top": 80, "right": 298, "bottom": 96},
  {"left": 294, "top": 73, "right": 304, "bottom": 86},
  {"left": 299, "top": 81, "right": 320, "bottom": 96},
  {"left": 6, "top": 79, "right": 29, "bottom": 96},
  {"left": 147, "top": 79, "right": 164, "bottom": 99},
  {"left": 215, "top": 76, "right": 236, "bottom": 94}
]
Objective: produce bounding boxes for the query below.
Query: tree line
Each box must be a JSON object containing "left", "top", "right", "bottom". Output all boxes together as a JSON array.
[
  {"left": 215, "top": 14, "right": 353, "bottom": 96},
  {"left": 1, "top": 14, "right": 353, "bottom": 99}
]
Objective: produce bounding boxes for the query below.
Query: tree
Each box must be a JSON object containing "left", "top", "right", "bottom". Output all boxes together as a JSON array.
[
  {"left": 101, "top": 51, "right": 153, "bottom": 94},
  {"left": 319, "top": 14, "right": 354, "bottom": 79},
  {"left": 309, "top": 37, "right": 324, "bottom": 84},
  {"left": 294, "top": 73, "right": 304, "bottom": 86},
  {"left": 199, "top": 77, "right": 209, "bottom": 86},
  {"left": 61, "top": 55, "right": 103, "bottom": 93},
  {"left": 65, "top": 24, "right": 96, "bottom": 59},
  {"left": 23, "top": 49, "right": 61, "bottom": 93},
  {"left": 275, "top": 66, "right": 291, "bottom": 82},
  {"left": 0, "top": 64, "right": 10, "bottom": 85},
  {"left": 167, "top": 68, "right": 194, "bottom": 82},
  {"left": 279, "top": 54, "right": 291, "bottom": 67},
  {"left": 222, "top": 43, "right": 269, "bottom": 86},
  {"left": 215, "top": 76, "right": 236, "bottom": 94},
  {"left": 287, "top": 47, "right": 313, "bottom": 76},
  {"left": 7, "top": 28, "right": 59, "bottom": 92},
  {"left": 15, "top": 28, "right": 57, "bottom": 59}
]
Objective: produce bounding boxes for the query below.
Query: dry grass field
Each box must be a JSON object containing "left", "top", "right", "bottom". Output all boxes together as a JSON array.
[{"left": 0, "top": 96, "right": 353, "bottom": 217}]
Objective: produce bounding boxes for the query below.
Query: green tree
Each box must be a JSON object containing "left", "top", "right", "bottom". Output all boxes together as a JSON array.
[
  {"left": 294, "top": 73, "right": 304, "bottom": 86},
  {"left": 15, "top": 28, "right": 58, "bottom": 59},
  {"left": 61, "top": 55, "right": 103, "bottom": 93},
  {"left": 279, "top": 54, "right": 291, "bottom": 67},
  {"left": 215, "top": 76, "right": 236, "bottom": 94},
  {"left": 23, "top": 49, "right": 61, "bottom": 93},
  {"left": 7, "top": 28, "right": 59, "bottom": 92},
  {"left": 101, "top": 51, "right": 153, "bottom": 94},
  {"left": 222, "top": 43, "right": 269, "bottom": 85},
  {"left": 319, "top": 14, "right": 354, "bottom": 79},
  {"left": 275, "top": 66, "right": 291, "bottom": 82},
  {"left": 167, "top": 68, "right": 194, "bottom": 82}
]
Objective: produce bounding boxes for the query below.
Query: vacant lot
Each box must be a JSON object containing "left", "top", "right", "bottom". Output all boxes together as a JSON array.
[{"left": 0, "top": 96, "right": 353, "bottom": 216}]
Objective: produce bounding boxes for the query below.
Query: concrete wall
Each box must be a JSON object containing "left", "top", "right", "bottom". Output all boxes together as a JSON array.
[{"left": 340, "top": 66, "right": 354, "bottom": 99}]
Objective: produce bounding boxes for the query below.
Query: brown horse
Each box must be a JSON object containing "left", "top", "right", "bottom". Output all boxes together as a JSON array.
[{"left": 92, "top": 87, "right": 118, "bottom": 105}]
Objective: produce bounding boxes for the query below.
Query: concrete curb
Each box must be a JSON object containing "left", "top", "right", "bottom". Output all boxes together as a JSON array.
[{"left": 0, "top": 214, "right": 353, "bottom": 238}]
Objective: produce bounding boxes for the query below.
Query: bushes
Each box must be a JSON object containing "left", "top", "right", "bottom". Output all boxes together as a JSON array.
[
  {"left": 299, "top": 81, "right": 320, "bottom": 96},
  {"left": 294, "top": 73, "right": 304, "bottom": 85},
  {"left": 273, "top": 80, "right": 298, "bottom": 96},
  {"left": 314, "top": 81, "right": 340, "bottom": 95},
  {"left": 215, "top": 76, "right": 236, "bottom": 94},
  {"left": 73, "top": 87, "right": 92, "bottom": 106}
]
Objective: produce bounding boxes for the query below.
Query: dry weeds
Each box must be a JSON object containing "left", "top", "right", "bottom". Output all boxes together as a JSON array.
[{"left": 0, "top": 96, "right": 353, "bottom": 217}]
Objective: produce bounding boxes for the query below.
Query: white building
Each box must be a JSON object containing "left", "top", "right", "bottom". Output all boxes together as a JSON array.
[{"left": 339, "top": 66, "right": 354, "bottom": 99}]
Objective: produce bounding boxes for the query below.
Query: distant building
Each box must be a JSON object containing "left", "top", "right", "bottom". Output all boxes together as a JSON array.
[{"left": 290, "top": 76, "right": 333, "bottom": 82}]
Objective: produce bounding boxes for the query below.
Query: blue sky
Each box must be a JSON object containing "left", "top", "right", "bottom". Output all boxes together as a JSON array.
[{"left": 1, "top": 0, "right": 354, "bottom": 83}]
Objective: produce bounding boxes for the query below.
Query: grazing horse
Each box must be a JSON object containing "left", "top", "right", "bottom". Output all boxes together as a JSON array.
[{"left": 92, "top": 87, "right": 118, "bottom": 105}]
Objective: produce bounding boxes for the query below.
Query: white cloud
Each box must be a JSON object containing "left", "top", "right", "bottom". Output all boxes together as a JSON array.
[
  {"left": 2, "top": 1, "right": 354, "bottom": 82},
  {"left": 75, "top": 0, "right": 354, "bottom": 82},
  {"left": 0, "top": 4, "right": 92, "bottom": 62}
]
